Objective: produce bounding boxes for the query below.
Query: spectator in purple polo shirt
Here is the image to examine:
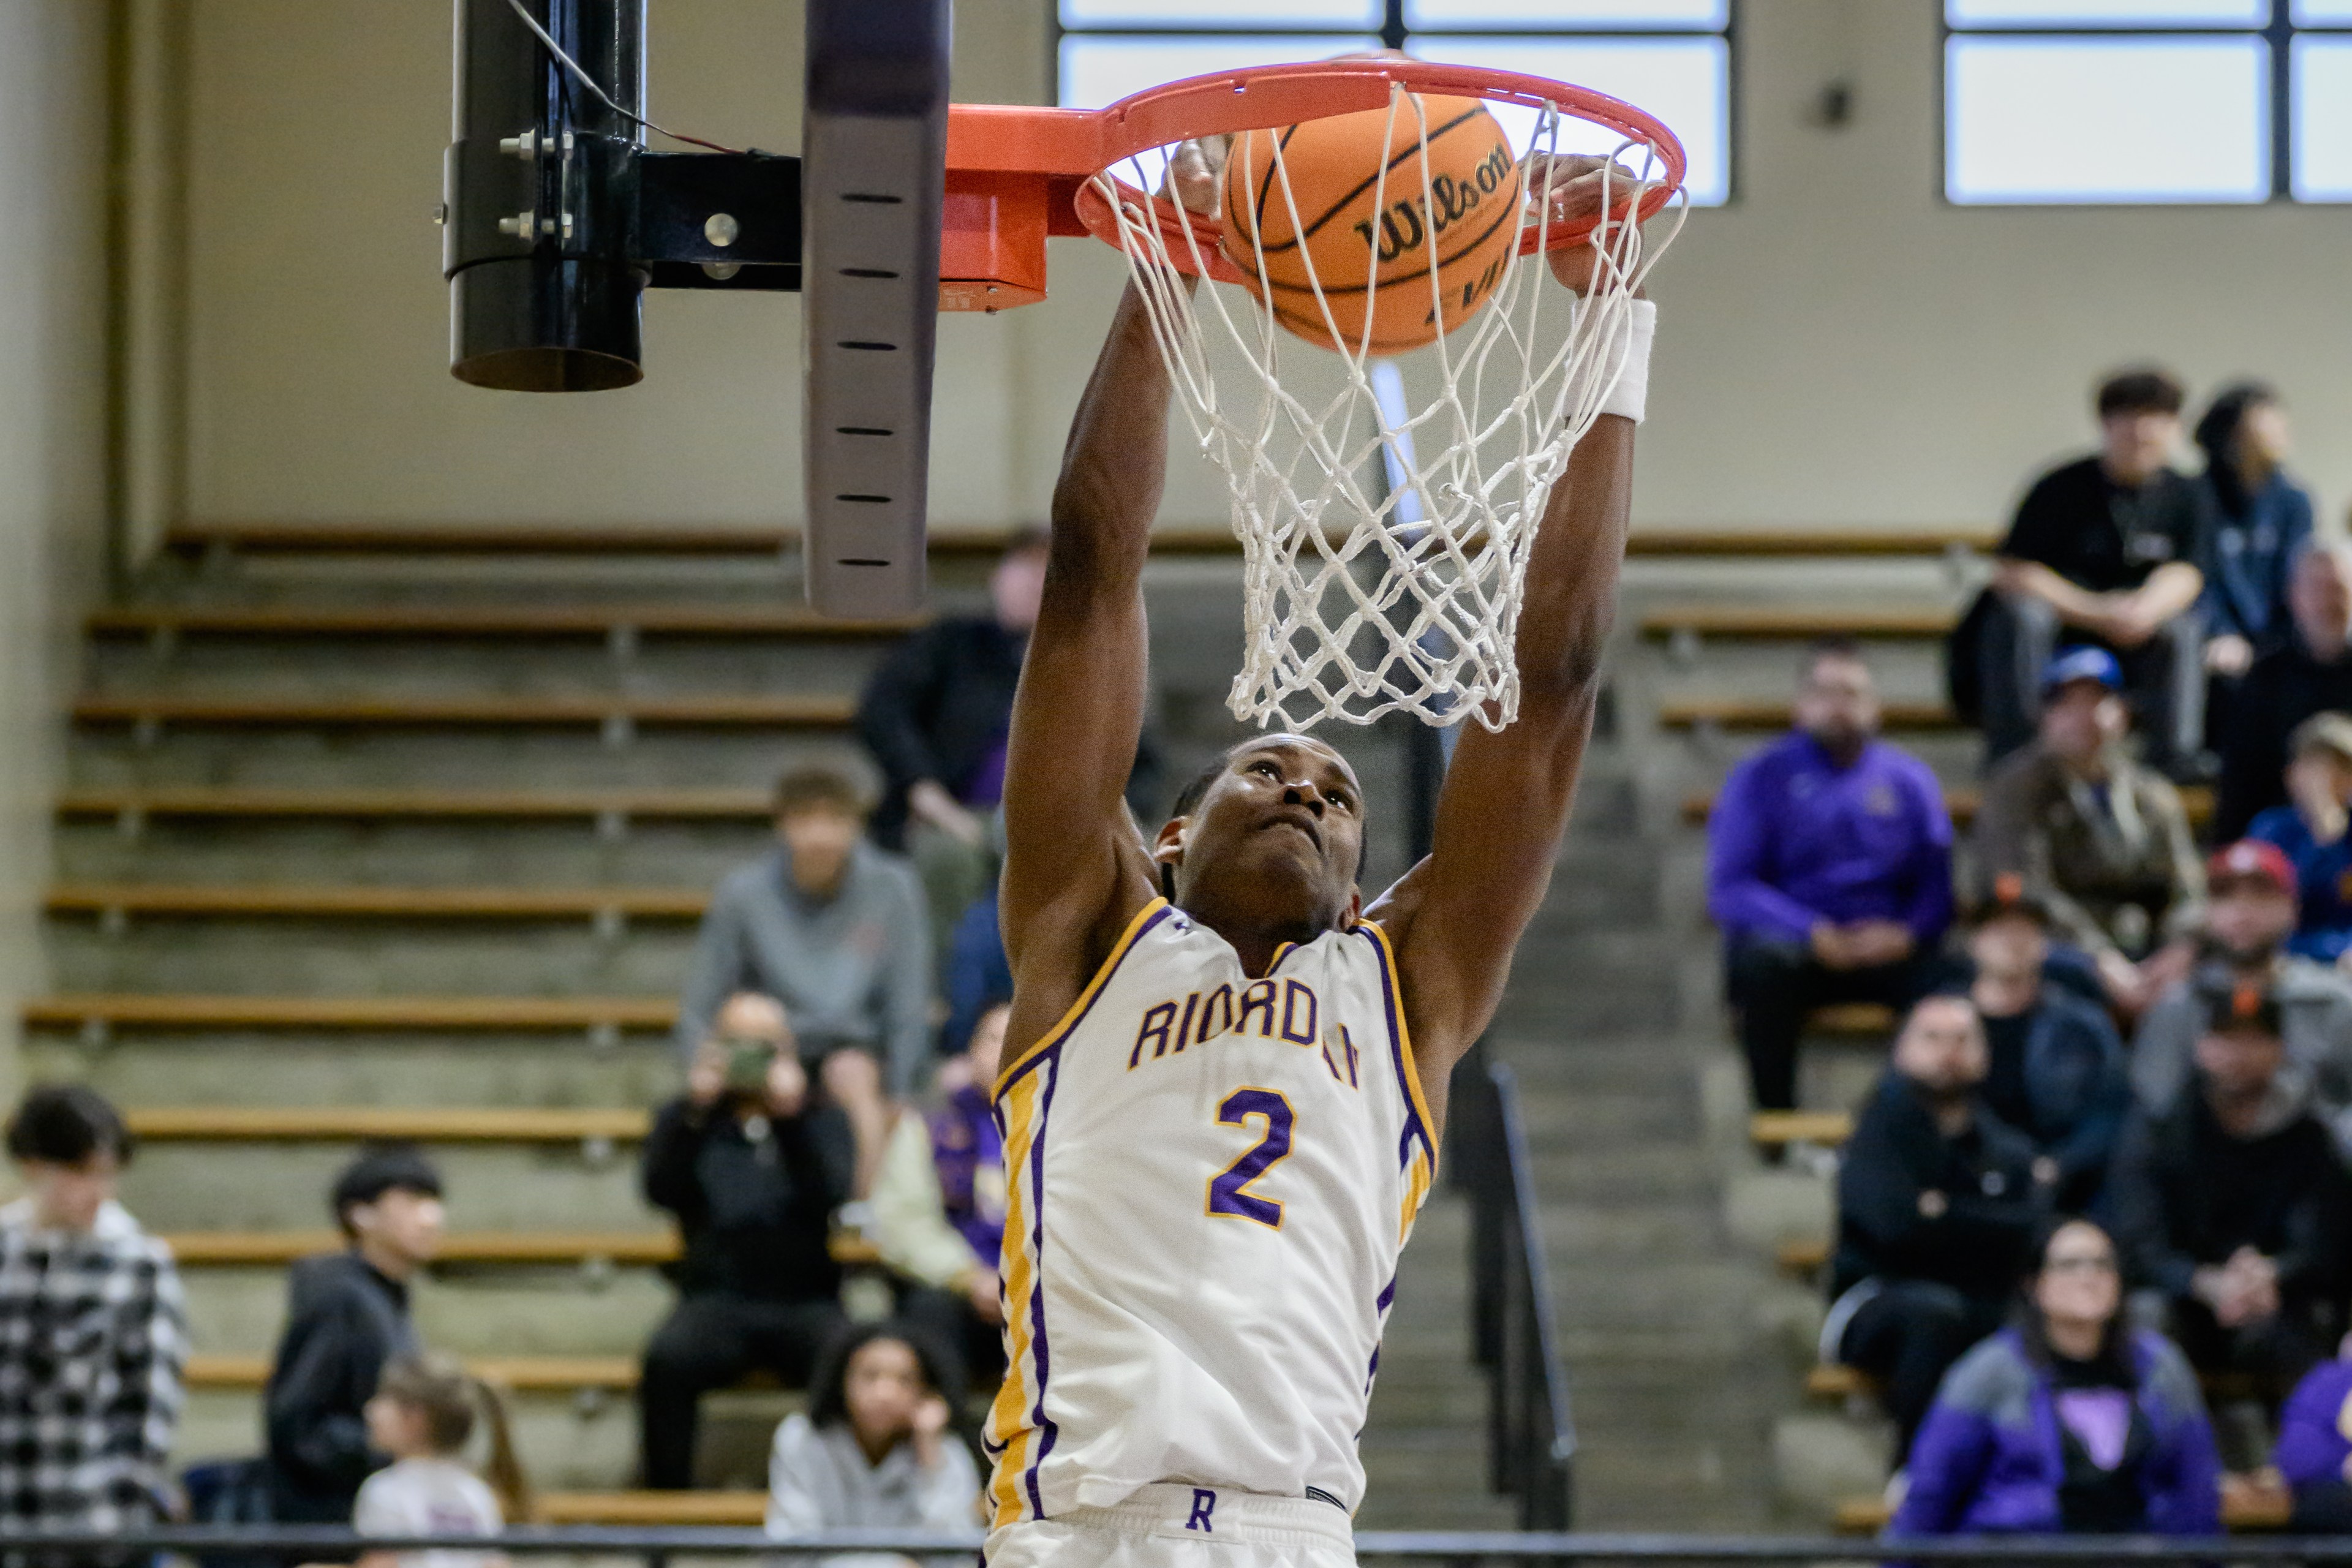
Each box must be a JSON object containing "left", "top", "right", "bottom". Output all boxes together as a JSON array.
[{"left": 1710, "top": 638, "right": 1956, "bottom": 1112}]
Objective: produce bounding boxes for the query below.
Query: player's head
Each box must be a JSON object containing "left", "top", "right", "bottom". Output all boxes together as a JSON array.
[{"left": 1155, "top": 736, "right": 1365, "bottom": 935}]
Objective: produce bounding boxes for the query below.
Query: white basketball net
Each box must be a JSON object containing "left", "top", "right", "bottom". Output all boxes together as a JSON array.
[{"left": 1095, "top": 83, "right": 1683, "bottom": 731}]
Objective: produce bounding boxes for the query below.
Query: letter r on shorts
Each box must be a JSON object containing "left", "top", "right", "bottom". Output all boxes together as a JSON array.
[{"left": 1186, "top": 1488, "right": 1216, "bottom": 1532}]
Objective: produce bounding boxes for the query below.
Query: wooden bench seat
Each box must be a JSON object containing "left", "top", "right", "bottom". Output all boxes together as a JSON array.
[
  {"left": 160, "top": 1229, "right": 883, "bottom": 1268},
  {"left": 1627, "top": 528, "right": 1993, "bottom": 558},
  {"left": 1834, "top": 1483, "right": 2290, "bottom": 1536},
  {"left": 1659, "top": 698, "right": 1960, "bottom": 731},
  {"left": 1681, "top": 784, "right": 2209, "bottom": 827},
  {"left": 23, "top": 993, "right": 676, "bottom": 1031},
  {"left": 162, "top": 1229, "right": 680, "bottom": 1266},
  {"left": 47, "top": 883, "right": 708, "bottom": 920},
  {"left": 72, "top": 693, "right": 855, "bottom": 728},
  {"left": 1642, "top": 605, "right": 1958, "bottom": 639},
  {"left": 126, "top": 1106, "right": 650, "bottom": 1142},
  {"left": 90, "top": 604, "right": 922, "bottom": 639},
  {"left": 1777, "top": 1238, "right": 1830, "bottom": 1275},
  {"left": 534, "top": 1491, "right": 769, "bottom": 1526},
  {"left": 58, "top": 788, "right": 775, "bottom": 824},
  {"left": 1749, "top": 1110, "right": 1856, "bottom": 1148},
  {"left": 185, "top": 1352, "right": 638, "bottom": 1392},
  {"left": 165, "top": 521, "right": 1995, "bottom": 560}
]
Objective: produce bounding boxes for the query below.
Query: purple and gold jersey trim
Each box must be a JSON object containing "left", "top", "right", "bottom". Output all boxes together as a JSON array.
[
  {"left": 1354, "top": 920, "right": 1438, "bottom": 1240},
  {"left": 986, "top": 896, "right": 1172, "bottom": 1528},
  {"left": 993, "top": 897, "right": 1173, "bottom": 1101}
]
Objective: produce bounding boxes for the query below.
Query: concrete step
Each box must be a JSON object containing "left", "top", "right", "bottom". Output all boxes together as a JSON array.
[
  {"left": 25, "top": 1036, "right": 677, "bottom": 1108},
  {"left": 85, "top": 637, "right": 890, "bottom": 696},
  {"left": 119, "top": 1145, "right": 654, "bottom": 1232},
  {"left": 48, "top": 924, "right": 699, "bottom": 995},
  {"left": 178, "top": 1265, "right": 674, "bottom": 1359},
  {"left": 69, "top": 728, "right": 875, "bottom": 791},
  {"left": 53, "top": 818, "right": 775, "bottom": 887}
]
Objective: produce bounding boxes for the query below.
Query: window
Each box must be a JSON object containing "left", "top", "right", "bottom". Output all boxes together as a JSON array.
[
  {"left": 1945, "top": 2, "right": 2352, "bottom": 202},
  {"left": 1055, "top": 1, "right": 1734, "bottom": 206}
]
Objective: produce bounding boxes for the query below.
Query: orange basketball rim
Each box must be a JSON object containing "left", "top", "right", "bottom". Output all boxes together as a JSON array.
[{"left": 933, "top": 57, "right": 1687, "bottom": 314}]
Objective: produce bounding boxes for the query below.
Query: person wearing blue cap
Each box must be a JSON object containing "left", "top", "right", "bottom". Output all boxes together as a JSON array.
[
  {"left": 1954, "top": 369, "right": 2211, "bottom": 779},
  {"left": 1709, "top": 639, "right": 1955, "bottom": 1112},
  {"left": 1977, "top": 648, "right": 2205, "bottom": 1016}
]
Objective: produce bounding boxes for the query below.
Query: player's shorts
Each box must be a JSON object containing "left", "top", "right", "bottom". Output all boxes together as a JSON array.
[{"left": 984, "top": 1483, "right": 1356, "bottom": 1568}]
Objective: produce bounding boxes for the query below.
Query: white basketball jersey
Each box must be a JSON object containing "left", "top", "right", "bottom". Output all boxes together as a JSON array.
[{"left": 985, "top": 897, "right": 1438, "bottom": 1528}]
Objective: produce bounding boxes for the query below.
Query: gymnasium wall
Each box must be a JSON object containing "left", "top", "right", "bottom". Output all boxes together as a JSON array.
[
  {"left": 167, "top": 1, "right": 2352, "bottom": 540},
  {"left": 0, "top": 0, "right": 110, "bottom": 1076}
]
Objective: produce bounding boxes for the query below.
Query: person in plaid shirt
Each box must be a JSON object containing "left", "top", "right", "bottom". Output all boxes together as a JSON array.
[{"left": 0, "top": 1085, "right": 186, "bottom": 1531}]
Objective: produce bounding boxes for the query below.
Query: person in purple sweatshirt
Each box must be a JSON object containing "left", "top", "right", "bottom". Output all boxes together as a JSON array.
[
  {"left": 1710, "top": 639, "right": 1956, "bottom": 1110},
  {"left": 1891, "top": 1217, "right": 2222, "bottom": 1542},
  {"left": 2277, "top": 1343, "right": 2352, "bottom": 1528}
]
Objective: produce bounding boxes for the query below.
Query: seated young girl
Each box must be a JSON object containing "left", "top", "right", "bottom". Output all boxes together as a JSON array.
[
  {"left": 353, "top": 1354, "right": 531, "bottom": 1568},
  {"left": 765, "top": 1322, "right": 981, "bottom": 1558},
  {"left": 1890, "top": 1218, "right": 2222, "bottom": 1540}
]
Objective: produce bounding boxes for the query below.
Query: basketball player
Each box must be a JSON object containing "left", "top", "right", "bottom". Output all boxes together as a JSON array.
[{"left": 986, "top": 154, "right": 1660, "bottom": 1568}]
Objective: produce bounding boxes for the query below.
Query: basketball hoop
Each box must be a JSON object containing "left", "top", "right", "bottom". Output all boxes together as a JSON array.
[{"left": 946, "top": 59, "right": 1686, "bottom": 730}]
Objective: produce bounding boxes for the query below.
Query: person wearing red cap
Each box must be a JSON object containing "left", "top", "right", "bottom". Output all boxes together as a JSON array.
[
  {"left": 2131, "top": 841, "right": 2352, "bottom": 1163},
  {"left": 2247, "top": 712, "right": 2352, "bottom": 968},
  {"left": 1976, "top": 650, "right": 2206, "bottom": 1015}
]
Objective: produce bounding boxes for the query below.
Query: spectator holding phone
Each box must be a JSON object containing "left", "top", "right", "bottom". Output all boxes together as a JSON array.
[{"left": 639, "top": 992, "right": 858, "bottom": 1490}]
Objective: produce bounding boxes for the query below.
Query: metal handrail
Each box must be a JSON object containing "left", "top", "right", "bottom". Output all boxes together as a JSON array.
[
  {"left": 1460, "top": 1054, "right": 1578, "bottom": 1529},
  {"left": 13, "top": 1526, "right": 2352, "bottom": 1559}
]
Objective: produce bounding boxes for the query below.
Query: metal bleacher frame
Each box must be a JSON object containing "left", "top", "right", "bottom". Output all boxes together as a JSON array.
[{"left": 17, "top": 1525, "right": 2352, "bottom": 1561}]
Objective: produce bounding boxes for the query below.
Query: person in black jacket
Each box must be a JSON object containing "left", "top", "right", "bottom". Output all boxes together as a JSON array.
[
  {"left": 638, "top": 995, "right": 857, "bottom": 1488},
  {"left": 1823, "top": 992, "right": 2049, "bottom": 1461},
  {"left": 1964, "top": 368, "right": 2210, "bottom": 777},
  {"left": 264, "top": 1145, "right": 444, "bottom": 1523},
  {"left": 1961, "top": 892, "right": 2132, "bottom": 1210},
  {"left": 2109, "top": 976, "right": 2352, "bottom": 1398},
  {"left": 854, "top": 528, "right": 1160, "bottom": 957},
  {"left": 2215, "top": 542, "right": 2352, "bottom": 840}
]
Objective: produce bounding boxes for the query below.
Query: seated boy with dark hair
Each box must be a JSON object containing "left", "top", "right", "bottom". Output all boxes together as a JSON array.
[
  {"left": 1967, "top": 366, "right": 2209, "bottom": 777},
  {"left": 265, "top": 1144, "right": 446, "bottom": 1522}
]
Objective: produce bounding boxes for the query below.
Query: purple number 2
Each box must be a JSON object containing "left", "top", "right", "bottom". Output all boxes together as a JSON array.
[{"left": 1207, "top": 1087, "right": 1294, "bottom": 1229}]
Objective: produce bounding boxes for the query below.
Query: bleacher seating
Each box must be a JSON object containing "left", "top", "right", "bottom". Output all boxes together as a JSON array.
[
  {"left": 533, "top": 1491, "right": 769, "bottom": 1525},
  {"left": 58, "top": 788, "right": 774, "bottom": 823},
  {"left": 184, "top": 1352, "right": 638, "bottom": 1392},
  {"left": 161, "top": 519, "right": 1996, "bottom": 560},
  {"left": 162, "top": 1229, "right": 680, "bottom": 1265},
  {"left": 72, "top": 692, "right": 856, "bottom": 729},
  {"left": 1748, "top": 1110, "right": 1855, "bottom": 1149},
  {"left": 32, "top": 518, "right": 2012, "bottom": 1523},
  {"left": 89, "top": 604, "right": 922, "bottom": 639},
  {"left": 47, "top": 883, "right": 709, "bottom": 921},
  {"left": 1657, "top": 698, "right": 1960, "bottom": 731},
  {"left": 124, "top": 1107, "right": 650, "bottom": 1142},
  {"left": 1832, "top": 1483, "right": 2291, "bottom": 1536},
  {"left": 1642, "top": 605, "right": 1955, "bottom": 639},
  {"left": 23, "top": 993, "right": 675, "bottom": 1031}
]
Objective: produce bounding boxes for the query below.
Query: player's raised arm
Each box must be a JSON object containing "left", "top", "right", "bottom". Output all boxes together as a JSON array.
[
  {"left": 997, "top": 281, "right": 1182, "bottom": 1028},
  {"left": 1368, "top": 223, "right": 1656, "bottom": 1116}
]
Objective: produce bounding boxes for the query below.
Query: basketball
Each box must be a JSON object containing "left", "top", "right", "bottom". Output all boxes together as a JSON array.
[{"left": 1218, "top": 94, "right": 1524, "bottom": 355}]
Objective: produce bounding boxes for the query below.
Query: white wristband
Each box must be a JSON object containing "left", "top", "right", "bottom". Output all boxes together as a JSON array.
[{"left": 1594, "top": 297, "right": 1656, "bottom": 424}]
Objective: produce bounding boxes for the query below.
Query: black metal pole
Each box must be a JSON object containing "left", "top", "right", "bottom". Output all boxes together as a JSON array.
[{"left": 447, "top": 0, "right": 649, "bottom": 390}]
